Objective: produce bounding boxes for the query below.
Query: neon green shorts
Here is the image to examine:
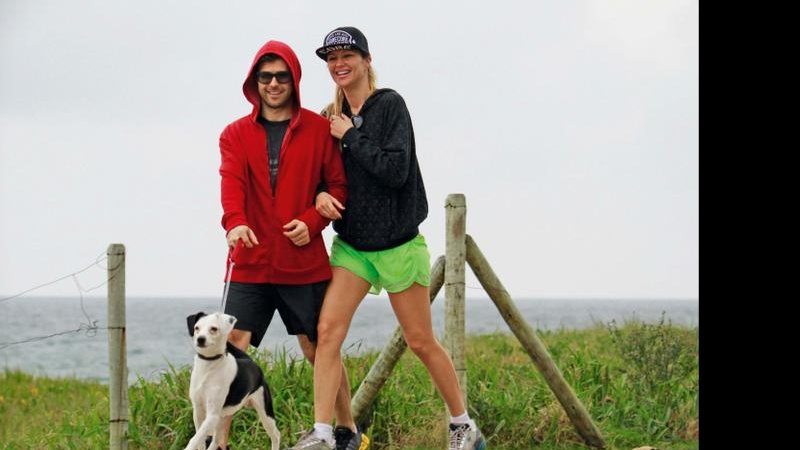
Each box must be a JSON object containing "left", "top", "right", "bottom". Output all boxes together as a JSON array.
[{"left": 330, "top": 234, "right": 431, "bottom": 295}]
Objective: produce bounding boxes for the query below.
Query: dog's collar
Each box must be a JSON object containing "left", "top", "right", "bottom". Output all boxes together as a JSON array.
[{"left": 197, "top": 352, "right": 226, "bottom": 361}]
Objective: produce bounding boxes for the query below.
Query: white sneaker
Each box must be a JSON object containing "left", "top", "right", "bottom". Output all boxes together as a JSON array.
[
  {"left": 286, "top": 429, "right": 334, "bottom": 450},
  {"left": 448, "top": 422, "right": 487, "bottom": 450}
]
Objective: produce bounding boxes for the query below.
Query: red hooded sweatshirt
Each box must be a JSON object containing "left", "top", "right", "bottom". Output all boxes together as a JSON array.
[{"left": 219, "top": 40, "right": 346, "bottom": 284}]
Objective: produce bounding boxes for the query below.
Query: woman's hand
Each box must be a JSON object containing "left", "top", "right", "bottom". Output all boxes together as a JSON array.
[
  {"left": 315, "top": 191, "right": 345, "bottom": 220},
  {"left": 329, "top": 113, "right": 354, "bottom": 139}
]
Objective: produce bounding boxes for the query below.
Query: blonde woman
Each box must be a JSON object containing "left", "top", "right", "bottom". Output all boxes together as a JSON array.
[{"left": 287, "top": 27, "right": 486, "bottom": 450}]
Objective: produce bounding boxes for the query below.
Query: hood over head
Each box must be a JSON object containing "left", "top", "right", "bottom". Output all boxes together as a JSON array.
[{"left": 243, "top": 40, "right": 302, "bottom": 117}]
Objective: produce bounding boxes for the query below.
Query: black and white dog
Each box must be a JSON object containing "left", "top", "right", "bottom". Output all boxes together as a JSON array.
[{"left": 184, "top": 311, "right": 280, "bottom": 450}]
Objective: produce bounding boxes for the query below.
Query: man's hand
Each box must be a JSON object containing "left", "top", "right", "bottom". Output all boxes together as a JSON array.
[
  {"left": 329, "top": 113, "right": 354, "bottom": 140},
  {"left": 283, "top": 219, "right": 310, "bottom": 246},
  {"left": 227, "top": 225, "right": 259, "bottom": 249},
  {"left": 315, "top": 192, "right": 345, "bottom": 220}
]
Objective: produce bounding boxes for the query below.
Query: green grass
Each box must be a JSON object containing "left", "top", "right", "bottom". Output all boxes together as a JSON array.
[
  {"left": 0, "top": 370, "right": 107, "bottom": 449},
  {"left": 0, "top": 319, "right": 698, "bottom": 449}
]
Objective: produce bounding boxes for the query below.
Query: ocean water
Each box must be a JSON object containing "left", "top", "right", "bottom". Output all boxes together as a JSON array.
[{"left": 0, "top": 296, "right": 698, "bottom": 383}]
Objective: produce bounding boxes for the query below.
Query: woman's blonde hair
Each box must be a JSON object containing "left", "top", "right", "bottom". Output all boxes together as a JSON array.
[{"left": 322, "top": 64, "right": 377, "bottom": 118}]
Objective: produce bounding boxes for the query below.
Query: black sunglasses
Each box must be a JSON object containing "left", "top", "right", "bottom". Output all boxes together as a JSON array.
[{"left": 255, "top": 71, "right": 292, "bottom": 84}]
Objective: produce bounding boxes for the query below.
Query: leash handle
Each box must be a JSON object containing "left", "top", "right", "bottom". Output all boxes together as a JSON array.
[
  {"left": 229, "top": 240, "right": 243, "bottom": 264},
  {"left": 220, "top": 241, "right": 243, "bottom": 312}
]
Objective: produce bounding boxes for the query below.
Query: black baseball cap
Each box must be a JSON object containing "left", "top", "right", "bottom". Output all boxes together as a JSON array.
[{"left": 315, "top": 26, "right": 370, "bottom": 60}]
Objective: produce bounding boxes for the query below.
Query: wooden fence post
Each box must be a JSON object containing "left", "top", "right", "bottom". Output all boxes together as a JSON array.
[
  {"left": 351, "top": 256, "right": 446, "bottom": 423},
  {"left": 107, "top": 243, "right": 128, "bottom": 450},
  {"left": 444, "top": 194, "right": 468, "bottom": 404},
  {"left": 465, "top": 235, "right": 606, "bottom": 448}
]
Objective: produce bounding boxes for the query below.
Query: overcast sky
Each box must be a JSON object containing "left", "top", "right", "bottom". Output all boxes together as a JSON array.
[{"left": 0, "top": 0, "right": 698, "bottom": 301}]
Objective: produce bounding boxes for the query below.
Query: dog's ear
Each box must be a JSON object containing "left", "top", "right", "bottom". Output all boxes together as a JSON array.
[
  {"left": 220, "top": 313, "right": 237, "bottom": 334},
  {"left": 186, "top": 312, "right": 206, "bottom": 336}
]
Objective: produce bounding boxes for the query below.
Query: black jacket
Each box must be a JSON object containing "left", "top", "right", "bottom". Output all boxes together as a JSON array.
[{"left": 334, "top": 88, "right": 428, "bottom": 251}]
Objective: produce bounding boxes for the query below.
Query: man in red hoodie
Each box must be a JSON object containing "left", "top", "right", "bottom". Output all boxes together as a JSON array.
[{"left": 216, "top": 40, "right": 352, "bottom": 450}]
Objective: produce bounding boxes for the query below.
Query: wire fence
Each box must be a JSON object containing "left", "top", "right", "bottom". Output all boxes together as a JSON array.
[
  {"left": 0, "top": 250, "right": 118, "bottom": 350},
  {"left": 0, "top": 246, "right": 509, "bottom": 353}
]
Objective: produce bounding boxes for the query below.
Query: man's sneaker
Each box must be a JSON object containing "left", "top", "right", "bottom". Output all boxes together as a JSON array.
[
  {"left": 448, "top": 422, "right": 487, "bottom": 450},
  {"left": 286, "top": 429, "right": 334, "bottom": 450},
  {"left": 358, "top": 433, "right": 370, "bottom": 450},
  {"left": 333, "top": 426, "right": 362, "bottom": 450}
]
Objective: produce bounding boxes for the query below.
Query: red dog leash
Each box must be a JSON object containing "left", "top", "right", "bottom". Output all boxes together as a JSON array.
[{"left": 220, "top": 241, "right": 243, "bottom": 312}]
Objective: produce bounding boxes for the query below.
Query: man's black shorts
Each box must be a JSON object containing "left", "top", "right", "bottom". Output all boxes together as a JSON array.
[{"left": 223, "top": 281, "right": 328, "bottom": 347}]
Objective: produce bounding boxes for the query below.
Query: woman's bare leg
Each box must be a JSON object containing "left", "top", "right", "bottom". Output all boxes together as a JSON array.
[
  {"left": 389, "top": 283, "right": 466, "bottom": 416},
  {"left": 297, "top": 334, "right": 357, "bottom": 431},
  {"left": 312, "top": 267, "right": 371, "bottom": 424}
]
